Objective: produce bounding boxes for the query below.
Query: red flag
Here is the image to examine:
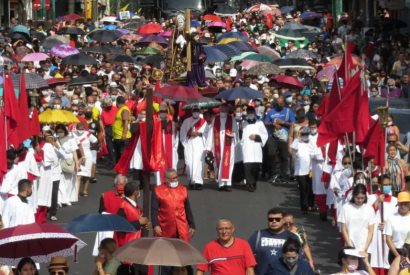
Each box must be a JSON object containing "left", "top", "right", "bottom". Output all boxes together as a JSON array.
[
  {"left": 0, "top": 109, "right": 7, "bottom": 182},
  {"left": 315, "top": 93, "right": 328, "bottom": 118},
  {"left": 363, "top": 120, "right": 385, "bottom": 168},
  {"left": 347, "top": 41, "right": 356, "bottom": 54},
  {"left": 4, "top": 73, "right": 21, "bottom": 147},
  {"left": 353, "top": 85, "right": 371, "bottom": 144},
  {"left": 337, "top": 46, "right": 354, "bottom": 86},
  {"left": 17, "top": 72, "right": 32, "bottom": 144},
  {"left": 266, "top": 14, "right": 273, "bottom": 28},
  {"left": 226, "top": 18, "right": 232, "bottom": 31},
  {"left": 323, "top": 73, "right": 361, "bottom": 135},
  {"left": 30, "top": 108, "right": 41, "bottom": 136}
]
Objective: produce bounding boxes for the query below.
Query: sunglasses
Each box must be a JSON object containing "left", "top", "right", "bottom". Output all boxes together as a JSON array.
[
  {"left": 268, "top": 217, "right": 282, "bottom": 222},
  {"left": 50, "top": 272, "right": 65, "bottom": 275}
]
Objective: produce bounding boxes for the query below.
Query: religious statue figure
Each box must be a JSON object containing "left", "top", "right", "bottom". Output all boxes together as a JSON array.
[
  {"left": 181, "top": 32, "right": 208, "bottom": 89},
  {"left": 164, "top": 13, "right": 186, "bottom": 82}
]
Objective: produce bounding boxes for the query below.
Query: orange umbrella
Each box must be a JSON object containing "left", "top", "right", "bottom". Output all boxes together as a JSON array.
[
  {"left": 138, "top": 24, "right": 163, "bottom": 34},
  {"left": 203, "top": 14, "right": 223, "bottom": 22},
  {"left": 326, "top": 55, "right": 362, "bottom": 67}
]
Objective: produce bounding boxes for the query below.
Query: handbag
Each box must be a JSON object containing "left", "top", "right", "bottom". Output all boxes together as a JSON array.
[{"left": 61, "top": 158, "right": 75, "bottom": 173}]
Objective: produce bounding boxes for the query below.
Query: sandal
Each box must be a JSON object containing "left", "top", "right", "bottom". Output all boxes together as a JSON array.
[
  {"left": 50, "top": 216, "right": 57, "bottom": 221},
  {"left": 83, "top": 191, "right": 88, "bottom": 197}
]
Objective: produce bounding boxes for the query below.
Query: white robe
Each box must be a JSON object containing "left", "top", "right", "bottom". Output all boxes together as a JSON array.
[
  {"left": 309, "top": 135, "right": 326, "bottom": 195},
  {"left": 154, "top": 120, "right": 179, "bottom": 186},
  {"left": 367, "top": 194, "right": 398, "bottom": 269},
  {"left": 205, "top": 116, "right": 239, "bottom": 187},
  {"left": 75, "top": 131, "right": 97, "bottom": 177},
  {"left": 18, "top": 150, "right": 41, "bottom": 212},
  {"left": 240, "top": 120, "right": 268, "bottom": 163},
  {"left": 57, "top": 137, "right": 79, "bottom": 203},
  {"left": 180, "top": 117, "right": 208, "bottom": 185},
  {"left": 0, "top": 165, "right": 27, "bottom": 213},
  {"left": 2, "top": 196, "right": 35, "bottom": 228}
]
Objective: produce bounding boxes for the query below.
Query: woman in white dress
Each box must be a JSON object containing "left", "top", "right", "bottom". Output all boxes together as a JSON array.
[
  {"left": 74, "top": 122, "right": 98, "bottom": 197},
  {"left": 55, "top": 124, "right": 83, "bottom": 205}
]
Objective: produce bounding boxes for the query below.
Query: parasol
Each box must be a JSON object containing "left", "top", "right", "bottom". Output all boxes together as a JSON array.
[
  {"left": 39, "top": 109, "right": 80, "bottom": 124},
  {"left": 153, "top": 85, "right": 204, "bottom": 102},
  {"left": 216, "top": 32, "right": 249, "bottom": 42},
  {"left": 134, "top": 48, "right": 162, "bottom": 55},
  {"left": 21, "top": 53, "right": 49, "bottom": 62},
  {"left": 50, "top": 45, "right": 80, "bottom": 58},
  {"left": 182, "top": 97, "right": 221, "bottom": 110},
  {"left": 257, "top": 46, "right": 281, "bottom": 61},
  {"left": 215, "top": 87, "right": 267, "bottom": 100},
  {"left": 61, "top": 53, "right": 98, "bottom": 66},
  {"left": 88, "top": 30, "right": 118, "bottom": 42},
  {"left": 203, "top": 46, "right": 229, "bottom": 62},
  {"left": 288, "top": 49, "right": 317, "bottom": 59},
  {"left": 11, "top": 73, "right": 48, "bottom": 90},
  {"left": 274, "top": 75, "right": 304, "bottom": 89},
  {"left": 56, "top": 27, "right": 86, "bottom": 35},
  {"left": 138, "top": 24, "right": 163, "bottom": 34},
  {"left": 246, "top": 62, "right": 282, "bottom": 76}
]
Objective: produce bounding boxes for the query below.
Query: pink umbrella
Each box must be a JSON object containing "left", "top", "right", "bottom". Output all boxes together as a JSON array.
[
  {"left": 62, "top": 14, "right": 82, "bottom": 21},
  {"left": 21, "top": 53, "right": 49, "bottom": 62},
  {"left": 241, "top": 60, "right": 262, "bottom": 69},
  {"left": 121, "top": 34, "right": 143, "bottom": 41},
  {"left": 262, "top": 9, "right": 282, "bottom": 17},
  {"left": 50, "top": 45, "right": 80, "bottom": 58},
  {"left": 208, "top": 22, "right": 226, "bottom": 27},
  {"left": 158, "top": 31, "right": 172, "bottom": 37}
]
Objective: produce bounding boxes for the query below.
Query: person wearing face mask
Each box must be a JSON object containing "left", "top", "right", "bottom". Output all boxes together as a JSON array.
[
  {"left": 101, "top": 98, "right": 119, "bottom": 170},
  {"left": 98, "top": 174, "right": 127, "bottom": 214},
  {"left": 385, "top": 144, "right": 408, "bottom": 193},
  {"left": 112, "top": 96, "right": 132, "bottom": 165},
  {"left": 386, "top": 115, "right": 401, "bottom": 138},
  {"left": 333, "top": 248, "right": 375, "bottom": 275},
  {"left": 115, "top": 182, "right": 151, "bottom": 249},
  {"left": 380, "top": 78, "right": 404, "bottom": 98},
  {"left": 240, "top": 106, "right": 268, "bottom": 192},
  {"left": 84, "top": 106, "right": 103, "bottom": 184},
  {"left": 205, "top": 103, "right": 239, "bottom": 192},
  {"left": 93, "top": 238, "right": 121, "bottom": 275},
  {"left": 367, "top": 175, "right": 398, "bottom": 273},
  {"left": 2, "top": 179, "right": 35, "bottom": 228},
  {"left": 271, "top": 237, "right": 314, "bottom": 275},
  {"left": 339, "top": 184, "right": 376, "bottom": 255},
  {"left": 68, "top": 105, "right": 89, "bottom": 133},
  {"left": 180, "top": 105, "right": 208, "bottom": 190}
]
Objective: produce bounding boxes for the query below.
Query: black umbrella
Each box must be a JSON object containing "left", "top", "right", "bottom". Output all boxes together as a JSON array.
[
  {"left": 31, "top": 31, "right": 47, "bottom": 44},
  {"left": 88, "top": 30, "right": 118, "bottom": 42},
  {"left": 82, "top": 45, "right": 125, "bottom": 54},
  {"left": 273, "top": 58, "right": 313, "bottom": 70},
  {"left": 199, "top": 37, "right": 209, "bottom": 45},
  {"left": 136, "top": 56, "right": 164, "bottom": 68},
  {"left": 56, "top": 27, "right": 86, "bottom": 35},
  {"left": 11, "top": 73, "right": 48, "bottom": 89},
  {"left": 214, "top": 5, "right": 239, "bottom": 16},
  {"left": 124, "top": 22, "right": 144, "bottom": 31},
  {"left": 68, "top": 76, "right": 99, "bottom": 86},
  {"left": 61, "top": 52, "right": 98, "bottom": 65},
  {"left": 212, "top": 45, "right": 242, "bottom": 58},
  {"left": 10, "top": 32, "right": 30, "bottom": 43},
  {"left": 301, "top": 30, "right": 319, "bottom": 42},
  {"left": 107, "top": 54, "right": 134, "bottom": 63}
]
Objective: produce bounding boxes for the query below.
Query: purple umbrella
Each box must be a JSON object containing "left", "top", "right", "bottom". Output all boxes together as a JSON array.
[
  {"left": 208, "top": 22, "right": 226, "bottom": 27},
  {"left": 50, "top": 45, "right": 80, "bottom": 58},
  {"left": 300, "top": 11, "right": 322, "bottom": 20},
  {"left": 114, "top": 28, "right": 133, "bottom": 36},
  {"left": 136, "top": 34, "right": 168, "bottom": 47}
]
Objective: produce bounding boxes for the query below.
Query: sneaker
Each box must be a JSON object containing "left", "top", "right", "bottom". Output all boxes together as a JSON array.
[
  {"left": 275, "top": 176, "right": 287, "bottom": 184},
  {"left": 267, "top": 175, "right": 278, "bottom": 183},
  {"left": 91, "top": 178, "right": 97, "bottom": 183}
]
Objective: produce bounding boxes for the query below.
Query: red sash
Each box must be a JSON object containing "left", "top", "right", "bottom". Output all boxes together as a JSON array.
[
  {"left": 79, "top": 133, "right": 92, "bottom": 143},
  {"left": 213, "top": 116, "right": 233, "bottom": 180},
  {"left": 187, "top": 118, "right": 206, "bottom": 140}
]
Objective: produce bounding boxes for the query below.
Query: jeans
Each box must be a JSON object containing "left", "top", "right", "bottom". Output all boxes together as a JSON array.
[
  {"left": 296, "top": 175, "right": 314, "bottom": 211},
  {"left": 266, "top": 136, "right": 289, "bottom": 177},
  {"left": 104, "top": 126, "right": 115, "bottom": 167},
  {"left": 113, "top": 139, "right": 129, "bottom": 164},
  {"left": 49, "top": 180, "right": 60, "bottom": 216}
]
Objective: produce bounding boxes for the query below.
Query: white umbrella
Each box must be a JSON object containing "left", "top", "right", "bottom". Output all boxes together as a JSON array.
[{"left": 100, "top": 16, "right": 120, "bottom": 23}]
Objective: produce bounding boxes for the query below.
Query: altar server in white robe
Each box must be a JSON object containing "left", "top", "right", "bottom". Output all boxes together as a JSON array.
[
  {"left": 2, "top": 179, "right": 35, "bottom": 228},
  {"left": 154, "top": 104, "right": 179, "bottom": 186},
  {"left": 180, "top": 105, "right": 208, "bottom": 190},
  {"left": 0, "top": 149, "right": 27, "bottom": 213},
  {"left": 367, "top": 175, "right": 398, "bottom": 273},
  {"left": 240, "top": 106, "right": 268, "bottom": 192},
  {"left": 206, "top": 103, "right": 239, "bottom": 192}
]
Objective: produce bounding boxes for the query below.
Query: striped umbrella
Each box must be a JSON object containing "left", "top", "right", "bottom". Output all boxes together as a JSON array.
[
  {"left": 50, "top": 45, "right": 80, "bottom": 58},
  {"left": 275, "top": 29, "right": 306, "bottom": 41},
  {"left": 231, "top": 52, "right": 257, "bottom": 62}
]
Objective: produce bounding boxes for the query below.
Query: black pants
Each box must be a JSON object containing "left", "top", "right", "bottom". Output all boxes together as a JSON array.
[
  {"left": 232, "top": 161, "right": 245, "bottom": 183},
  {"left": 266, "top": 136, "right": 289, "bottom": 177},
  {"left": 261, "top": 144, "right": 269, "bottom": 177},
  {"left": 296, "top": 175, "right": 314, "bottom": 211},
  {"left": 244, "top": 163, "right": 260, "bottom": 187},
  {"left": 49, "top": 180, "right": 60, "bottom": 216},
  {"left": 113, "top": 139, "right": 129, "bottom": 164},
  {"left": 388, "top": 249, "right": 402, "bottom": 265},
  {"left": 104, "top": 126, "right": 115, "bottom": 167}
]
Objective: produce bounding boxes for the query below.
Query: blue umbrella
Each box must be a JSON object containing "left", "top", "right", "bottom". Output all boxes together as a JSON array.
[
  {"left": 103, "top": 24, "right": 117, "bottom": 30},
  {"left": 215, "top": 87, "right": 267, "bottom": 100},
  {"left": 216, "top": 32, "right": 249, "bottom": 42},
  {"left": 227, "top": 41, "right": 256, "bottom": 52},
  {"left": 212, "top": 44, "right": 242, "bottom": 58},
  {"left": 300, "top": 11, "right": 322, "bottom": 20},
  {"left": 191, "top": 20, "right": 201, "bottom": 27},
  {"left": 204, "top": 46, "right": 229, "bottom": 62},
  {"left": 280, "top": 6, "right": 295, "bottom": 13},
  {"left": 64, "top": 214, "right": 137, "bottom": 233},
  {"left": 114, "top": 28, "right": 133, "bottom": 36}
]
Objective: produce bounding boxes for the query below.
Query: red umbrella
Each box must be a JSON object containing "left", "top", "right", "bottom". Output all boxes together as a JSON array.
[
  {"left": 274, "top": 76, "right": 304, "bottom": 89},
  {"left": 153, "top": 85, "right": 204, "bottom": 102},
  {"left": 0, "top": 223, "right": 86, "bottom": 266},
  {"left": 63, "top": 14, "right": 82, "bottom": 21},
  {"left": 46, "top": 78, "right": 68, "bottom": 88},
  {"left": 203, "top": 14, "right": 222, "bottom": 22},
  {"left": 138, "top": 24, "right": 163, "bottom": 34}
]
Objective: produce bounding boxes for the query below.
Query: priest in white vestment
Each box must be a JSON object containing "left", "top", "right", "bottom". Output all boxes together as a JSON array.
[
  {"left": 2, "top": 179, "right": 35, "bottom": 228},
  {"left": 240, "top": 106, "right": 268, "bottom": 192},
  {"left": 205, "top": 103, "right": 239, "bottom": 191},
  {"left": 180, "top": 105, "right": 208, "bottom": 190}
]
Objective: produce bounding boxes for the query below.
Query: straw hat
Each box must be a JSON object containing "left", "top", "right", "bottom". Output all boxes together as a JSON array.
[{"left": 47, "top": 256, "right": 69, "bottom": 270}]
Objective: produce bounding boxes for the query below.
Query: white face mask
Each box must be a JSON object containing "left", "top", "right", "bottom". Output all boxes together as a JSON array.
[
  {"left": 301, "top": 135, "right": 309, "bottom": 141},
  {"left": 72, "top": 111, "right": 79, "bottom": 116},
  {"left": 72, "top": 99, "right": 79, "bottom": 105},
  {"left": 235, "top": 112, "right": 242, "bottom": 119},
  {"left": 220, "top": 112, "right": 227, "bottom": 118},
  {"left": 387, "top": 121, "right": 393, "bottom": 126},
  {"left": 192, "top": 112, "right": 200, "bottom": 119},
  {"left": 168, "top": 181, "right": 178, "bottom": 188},
  {"left": 57, "top": 132, "right": 65, "bottom": 138},
  {"left": 140, "top": 117, "right": 146, "bottom": 122},
  {"left": 242, "top": 111, "right": 247, "bottom": 116},
  {"left": 88, "top": 103, "right": 95, "bottom": 107},
  {"left": 160, "top": 112, "right": 167, "bottom": 119},
  {"left": 247, "top": 114, "right": 255, "bottom": 120},
  {"left": 310, "top": 129, "right": 317, "bottom": 135},
  {"left": 54, "top": 104, "right": 62, "bottom": 110},
  {"left": 77, "top": 130, "right": 85, "bottom": 135},
  {"left": 273, "top": 94, "right": 279, "bottom": 99},
  {"left": 42, "top": 91, "right": 49, "bottom": 96}
]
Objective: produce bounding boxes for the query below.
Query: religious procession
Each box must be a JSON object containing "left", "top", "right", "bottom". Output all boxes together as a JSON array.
[{"left": 1, "top": 2, "right": 410, "bottom": 275}]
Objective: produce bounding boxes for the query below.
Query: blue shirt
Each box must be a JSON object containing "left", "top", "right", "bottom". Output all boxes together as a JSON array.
[
  {"left": 49, "top": 96, "right": 70, "bottom": 108},
  {"left": 248, "top": 229, "right": 301, "bottom": 275},
  {"left": 264, "top": 107, "right": 295, "bottom": 139},
  {"left": 270, "top": 258, "right": 314, "bottom": 275}
]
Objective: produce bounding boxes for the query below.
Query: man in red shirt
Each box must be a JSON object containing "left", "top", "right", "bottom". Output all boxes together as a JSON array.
[
  {"left": 197, "top": 218, "right": 256, "bottom": 275},
  {"left": 101, "top": 97, "right": 118, "bottom": 169}
]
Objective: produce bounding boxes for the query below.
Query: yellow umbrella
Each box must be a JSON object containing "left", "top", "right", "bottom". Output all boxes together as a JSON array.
[
  {"left": 39, "top": 110, "right": 80, "bottom": 124},
  {"left": 218, "top": 38, "right": 243, "bottom": 44}
]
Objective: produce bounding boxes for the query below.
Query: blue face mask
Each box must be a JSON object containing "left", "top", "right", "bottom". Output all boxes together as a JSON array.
[
  {"left": 285, "top": 97, "right": 292, "bottom": 103},
  {"left": 383, "top": 186, "right": 391, "bottom": 195},
  {"left": 285, "top": 52, "right": 290, "bottom": 56},
  {"left": 389, "top": 85, "right": 395, "bottom": 91},
  {"left": 303, "top": 100, "right": 310, "bottom": 105}
]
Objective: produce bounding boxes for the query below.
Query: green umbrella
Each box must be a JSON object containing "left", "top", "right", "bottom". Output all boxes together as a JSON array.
[
  {"left": 12, "top": 25, "right": 30, "bottom": 36},
  {"left": 280, "top": 38, "right": 310, "bottom": 48},
  {"left": 275, "top": 29, "right": 306, "bottom": 41},
  {"left": 182, "top": 97, "right": 221, "bottom": 110},
  {"left": 135, "top": 47, "right": 161, "bottom": 55},
  {"left": 231, "top": 52, "right": 256, "bottom": 62},
  {"left": 242, "top": 54, "right": 273, "bottom": 63}
]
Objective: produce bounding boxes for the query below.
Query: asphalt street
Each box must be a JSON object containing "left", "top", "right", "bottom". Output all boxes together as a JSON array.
[{"left": 49, "top": 161, "right": 341, "bottom": 275}]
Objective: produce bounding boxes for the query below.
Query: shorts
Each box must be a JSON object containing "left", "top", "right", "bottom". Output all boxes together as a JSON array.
[{"left": 91, "top": 150, "right": 97, "bottom": 164}]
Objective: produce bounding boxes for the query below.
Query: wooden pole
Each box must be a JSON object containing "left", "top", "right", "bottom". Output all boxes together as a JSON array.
[
  {"left": 185, "top": 9, "right": 191, "bottom": 72},
  {"left": 84, "top": 0, "right": 88, "bottom": 19},
  {"left": 141, "top": 88, "right": 153, "bottom": 237}
]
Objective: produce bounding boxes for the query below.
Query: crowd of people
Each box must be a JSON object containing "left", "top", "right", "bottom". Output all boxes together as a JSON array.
[{"left": 0, "top": 3, "right": 410, "bottom": 275}]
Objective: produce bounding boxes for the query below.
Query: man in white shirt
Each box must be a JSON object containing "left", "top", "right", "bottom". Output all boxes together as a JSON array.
[
  {"left": 2, "top": 179, "right": 35, "bottom": 228},
  {"left": 241, "top": 106, "right": 268, "bottom": 192}
]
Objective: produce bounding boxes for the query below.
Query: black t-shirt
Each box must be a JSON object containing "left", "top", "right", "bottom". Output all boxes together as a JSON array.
[{"left": 87, "top": 119, "right": 100, "bottom": 150}]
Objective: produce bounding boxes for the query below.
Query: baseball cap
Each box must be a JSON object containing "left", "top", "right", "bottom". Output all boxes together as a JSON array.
[
  {"left": 398, "top": 192, "right": 410, "bottom": 203},
  {"left": 109, "top": 82, "right": 119, "bottom": 88},
  {"left": 284, "top": 91, "right": 292, "bottom": 97}
]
